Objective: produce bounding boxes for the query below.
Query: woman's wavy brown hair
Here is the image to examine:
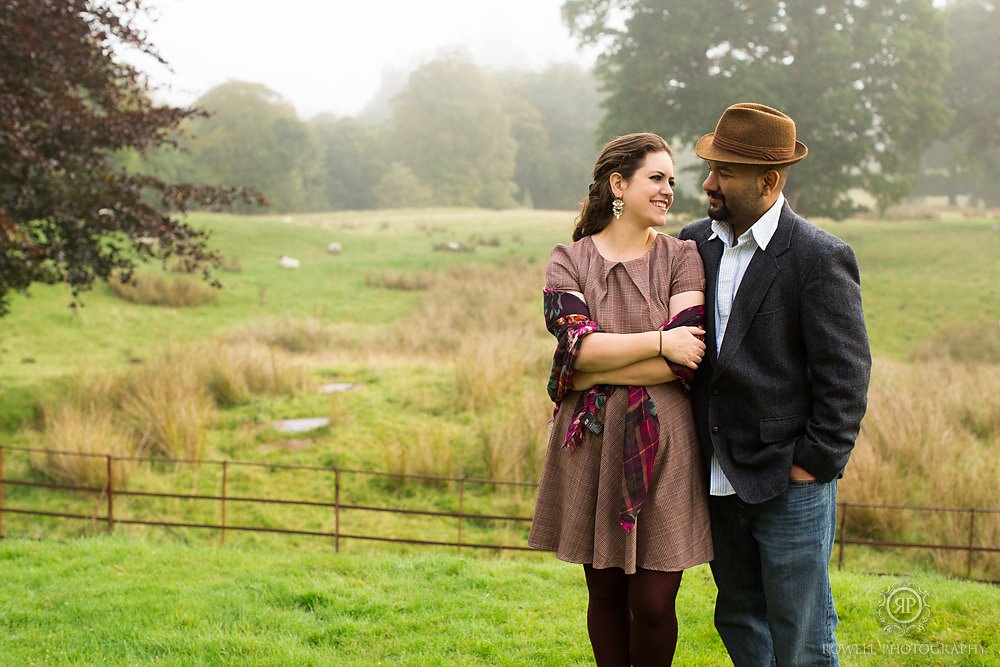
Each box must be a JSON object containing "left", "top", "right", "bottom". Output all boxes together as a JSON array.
[{"left": 572, "top": 132, "right": 672, "bottom": 241}]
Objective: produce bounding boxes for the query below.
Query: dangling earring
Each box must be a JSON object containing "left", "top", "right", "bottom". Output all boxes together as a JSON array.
[{"left": 612, "top": 196, "right": 624, "bottom": 220}]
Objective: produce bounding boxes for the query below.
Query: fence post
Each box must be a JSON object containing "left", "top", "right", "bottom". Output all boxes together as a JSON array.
[
  {"left": 0, "top": 446, "right": 5, "bottom": 539},
  {"left": 967, "top": 509, "right": 977, "bottom": 580},
  {"left": 457, "top": 477, "right": 466, "bottom": 555},
  {"left": 220, "top": 460, "right": 228, "bottom": 546},
  {"left": 334, "top": 468, "right": 340, "bottom": 553},
  {"left": 837, "top": 502, "right": 848, "bottom": 570},
  {"left": 106, "top": 454, "right": 114, "bottom": 533}
]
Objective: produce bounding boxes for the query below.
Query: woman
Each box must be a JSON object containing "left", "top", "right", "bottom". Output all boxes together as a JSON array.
[{"left": 528, "top": 133, "right": 712, "bottom": 666}]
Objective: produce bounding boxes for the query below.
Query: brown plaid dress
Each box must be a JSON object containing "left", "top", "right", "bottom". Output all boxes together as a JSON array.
[{"left": 528, "top": 233, "right": 713, "bottom": 574}]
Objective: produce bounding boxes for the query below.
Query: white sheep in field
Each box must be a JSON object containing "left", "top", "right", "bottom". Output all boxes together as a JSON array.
[
  {"left": 327, "top": 242, "right": 342, "bottom": 254},
  {"left": 279, "top": 255, "right": 300, "bottom": 269}
]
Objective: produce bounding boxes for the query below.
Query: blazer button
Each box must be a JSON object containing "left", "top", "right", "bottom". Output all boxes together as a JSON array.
[
  {"left": 712, "top": 426, "right": 720, "bottom": 433},
  {"left": 711, "top": 389, "right": 720, "bottom": 396}
]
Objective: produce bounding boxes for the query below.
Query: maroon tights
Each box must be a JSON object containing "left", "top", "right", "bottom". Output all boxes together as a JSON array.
[{"left": 583, "top": 565, "right": 683, "bottom": 667}]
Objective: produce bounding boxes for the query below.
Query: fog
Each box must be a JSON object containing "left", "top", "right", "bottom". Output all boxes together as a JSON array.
[{"left": 138, "top": 0, "right": 597, "bottom": 119}]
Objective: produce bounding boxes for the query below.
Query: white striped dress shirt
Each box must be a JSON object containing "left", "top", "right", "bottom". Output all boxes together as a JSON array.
[{"left": 707, "top": 194, "right": 785, "bottom": 496}]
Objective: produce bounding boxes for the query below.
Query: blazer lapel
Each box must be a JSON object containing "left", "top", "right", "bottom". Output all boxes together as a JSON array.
[
  {"left": 713, "top": 205, "right": 797, "bottom": 377},
  {"left": 697, "top": 226, "right": 723, "bottom": 367}
]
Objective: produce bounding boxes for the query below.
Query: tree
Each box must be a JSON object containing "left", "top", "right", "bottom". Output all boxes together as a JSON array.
[
  {"left": 310, "top": 114, "right": 387, "bottom": 211},
  {"left": 391, "top": 52, "right": 519, "bottom": 209},
  {"left": 179, "top": 82, "right": 324, "bottom": 213},
  {"left": 563, "top": 0, "right": 952, "bottom": 218},
  {"left": 0, "top": 0, "right": 260, "bottom": 316},
  {"left": 941, "top": 0, "right": 1000, "bottom": 205},
  {"left": 372, "top": 163, "right": 434, "bottom": 210},
  {"left": 499, "top": 64, "right": 603, "bottom": 210}
]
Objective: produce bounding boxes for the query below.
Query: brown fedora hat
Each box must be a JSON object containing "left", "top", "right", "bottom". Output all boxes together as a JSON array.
[{"left": 695, "top": 103, "right": 808, "bottom": 165}]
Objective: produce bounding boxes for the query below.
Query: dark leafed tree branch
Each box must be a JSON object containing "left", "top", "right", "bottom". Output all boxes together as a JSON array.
[{"left": 0, "top": 0, "right": 264, "bottom": 316}]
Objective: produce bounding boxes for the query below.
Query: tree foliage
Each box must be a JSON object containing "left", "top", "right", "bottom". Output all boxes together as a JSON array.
[
  {"left": 391, "top": 53, "right": 519, "bottom": 209},
  {"left": 0, "top": 0, "right": 261, "bottom": 315},
  {"left": 563, "top": 0, "right": 952, "bottom": 217},
  {"left": 310, "top": 115, "right": 388, "bottom": 211},
  {"left": 942, "top": 0, "right": 1000, "bottom": 205},
  {"left": 499, "top": 64, "right": 602, "bottom": 210},
  {"left": 177, "top": 81, "right": 324, "bottom": 213}
]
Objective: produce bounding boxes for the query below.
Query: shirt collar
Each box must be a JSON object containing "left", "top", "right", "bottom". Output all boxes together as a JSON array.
[{"left": 708, "top": 193, "right": 785, "bottom": 249}]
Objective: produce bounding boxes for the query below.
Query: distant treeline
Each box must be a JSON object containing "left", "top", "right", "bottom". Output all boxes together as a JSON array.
[
  {"left": 123, "top": 55, "right": 603, "bottom": 214},
  {"left": 124, "top": 1, "right": 999, "bottom": 216}
]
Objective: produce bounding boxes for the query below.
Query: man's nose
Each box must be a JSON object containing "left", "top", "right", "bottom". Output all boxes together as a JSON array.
[{"left": 703, "top": 171, "right": 716, "bottom": 192}]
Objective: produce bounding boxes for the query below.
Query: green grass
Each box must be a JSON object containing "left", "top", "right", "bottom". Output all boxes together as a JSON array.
[
  {"left": 1, "top": 210, "right": 998, "bottom": 561},
  {"left": 0, "top": 209, "right": 567, "bottom": 385},
  {"left": 837, "top": 218, "right": 1000, "bottom": 358},
  {"left": 0, "top": 536, "right": 996, "bottom": 666},
  {"left": 2, "top": 210, "right": 995, "bottom": 390},
  {"left": 1, "top": 208, "right": 998, "bottom": 656}
]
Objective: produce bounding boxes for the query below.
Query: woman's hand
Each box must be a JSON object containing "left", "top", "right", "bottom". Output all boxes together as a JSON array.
[{"left": 660, "top": 326, "right": 706, "bottom": 369}]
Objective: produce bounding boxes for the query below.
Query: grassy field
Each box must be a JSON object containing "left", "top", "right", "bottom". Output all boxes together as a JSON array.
[
  {"left": 0, "top": 536, "right": 996, "bottom": 666},
  {"left": 2, "top": 208, "right": 996, "bottom": 383},
  {"left": 0, "top": 208, "right": 998, "bottom": 571}
]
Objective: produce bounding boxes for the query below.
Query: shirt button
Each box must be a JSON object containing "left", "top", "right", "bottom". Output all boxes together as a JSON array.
[{"left": 712, "top": 426, "right": 720, "bottom": 433}]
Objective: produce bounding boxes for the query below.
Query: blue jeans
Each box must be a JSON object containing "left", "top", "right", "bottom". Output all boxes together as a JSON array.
[{"left": 709, "top": 481, "right": 839, "bottom": 666}]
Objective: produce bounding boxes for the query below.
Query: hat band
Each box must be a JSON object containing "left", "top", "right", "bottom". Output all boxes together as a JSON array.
[{"left": 712, "top": 134, "right": 796, "bottom": 161}]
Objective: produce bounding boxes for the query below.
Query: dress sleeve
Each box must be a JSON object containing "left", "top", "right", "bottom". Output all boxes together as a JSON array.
[
  {"left": 671, "top": 239, "right": 706, "bottom": 295},
  {"left": 545, "top": 244, "right": 581, "bottom": 292}
]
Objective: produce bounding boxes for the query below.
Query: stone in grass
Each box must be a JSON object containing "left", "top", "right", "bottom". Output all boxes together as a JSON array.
[
  {"left": 275, "top": 417, "right": 330, "bottom": 433},
  {"left": 318, "top": 382, "right": 355, "bottom": 393}
]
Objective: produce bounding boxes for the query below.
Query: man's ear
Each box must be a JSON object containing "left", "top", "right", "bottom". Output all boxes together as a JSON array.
[{"left": 760, "top": 168, "right": 781, "bottom": 197}]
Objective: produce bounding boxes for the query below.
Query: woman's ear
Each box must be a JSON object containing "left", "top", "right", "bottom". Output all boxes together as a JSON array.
[{"left": 609, "top": 172, "right": 625, "bottom": 197}]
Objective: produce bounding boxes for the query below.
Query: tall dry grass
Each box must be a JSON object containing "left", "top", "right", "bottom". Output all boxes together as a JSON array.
[
  {"left": 394, "top": 260, "right": 999, "bottom": 575},
  {"left": 119, "top": 360, "right": 213, "bottom": 460},
  {"left": 395, "top": 261, "right": 552, "bottom": 482},
  {"left": 232, "top": 316, "right": 345, "bottom": 354},
  {"left": 364, "top": 270, "right": 433, "bottom": 291},
  {"left": 842, "top": 358, "right": 1000, "bottom": 577},
  {"left": 193, "top": 340, "right": 311, "bottom": 407},
  {"left": 453, "top": 329, "right": 552, "bottom": 482},
  {"left": 327, "top": 260, "right": 555, "bottom": 484},
  {"left": 378, "top": 260, "right": 544, "bottom": 360},
  {"left": 379, "top": 426, "right": 460, "bottom": 481},
  {"left": 472, "top": 386, "right": 550, "bottom": 484},
  {"left": 911, "top": 317, "right": 1000, "bottom": 365},
  {"left": 31, "top": 338, "right": 309, "bottom": 484},
  {"left": 109, "top": 272, "right": 219, "bottom": 307},
  {"left": 34, "top": 403, "right": 135, "bottom": 488}
]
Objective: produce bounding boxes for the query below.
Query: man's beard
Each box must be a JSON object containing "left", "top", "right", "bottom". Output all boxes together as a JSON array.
[{"left": 706, "top": 190, "right": 731, "bottom": 220}]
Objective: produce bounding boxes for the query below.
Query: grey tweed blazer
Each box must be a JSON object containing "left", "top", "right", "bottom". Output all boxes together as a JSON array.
[{"left": 679, "top": 203, "right": 872, "bottom": 504}]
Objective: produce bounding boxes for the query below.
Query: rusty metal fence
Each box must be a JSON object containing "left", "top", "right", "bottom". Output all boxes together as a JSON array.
[{"left": 1, "top": 445, "right": 997, "bottom": 581}]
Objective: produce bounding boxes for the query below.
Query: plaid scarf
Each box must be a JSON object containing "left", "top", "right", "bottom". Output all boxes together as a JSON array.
[{"left": 544, "top": 288, "right": 703, "bottom": 532}]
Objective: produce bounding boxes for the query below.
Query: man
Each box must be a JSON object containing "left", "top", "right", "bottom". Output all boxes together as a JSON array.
[{"left": 679, "top": 103, "right": 871, "bottom": 666}]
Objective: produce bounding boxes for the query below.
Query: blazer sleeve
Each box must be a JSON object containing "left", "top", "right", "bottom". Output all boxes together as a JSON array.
[{"left": 793, "top": 239, "right": 873, "bottom": 480}]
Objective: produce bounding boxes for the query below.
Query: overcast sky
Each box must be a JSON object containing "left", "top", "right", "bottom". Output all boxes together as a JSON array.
[{"left": 134, "top": 0, "right": 596, "bottom": 119}]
